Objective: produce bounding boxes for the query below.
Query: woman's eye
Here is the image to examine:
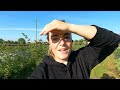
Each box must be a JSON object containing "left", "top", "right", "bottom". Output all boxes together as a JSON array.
[
  {"left": 52, "top": 38, "right": 59, "bottom": 41},
  {"left": 64, "top": 36, "right": 70, "bottom": 39}
]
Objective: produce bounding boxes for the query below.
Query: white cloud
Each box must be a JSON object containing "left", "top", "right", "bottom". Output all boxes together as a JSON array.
[{"left": 0, "top": 27, "right": 42, "bottom": 31}]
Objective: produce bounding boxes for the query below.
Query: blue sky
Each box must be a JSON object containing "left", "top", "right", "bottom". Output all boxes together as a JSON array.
[{"left": 0, "top": 11, "right": 120, "bottom": 42}]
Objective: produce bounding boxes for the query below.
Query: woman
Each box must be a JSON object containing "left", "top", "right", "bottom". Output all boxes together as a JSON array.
[{"left": 29, "top": 20, "right": 120, "bottom": 79}]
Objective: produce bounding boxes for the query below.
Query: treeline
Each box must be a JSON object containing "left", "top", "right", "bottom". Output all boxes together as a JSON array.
[
  {"left": 0, "top": 38, "right": 26, "bottom": 45},
  {"left": 0, "top": 33, "right": 48, "bottom": 46},
  {"left": 73, "top": 39, "right": 89, "bottom": 45},
  {"left": 0, "top": 38, "right": 88, "bottom": 46}
]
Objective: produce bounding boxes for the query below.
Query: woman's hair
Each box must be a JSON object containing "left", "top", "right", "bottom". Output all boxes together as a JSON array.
[{"left": 47, "top": 33, "right": 54, "bottom": 58}]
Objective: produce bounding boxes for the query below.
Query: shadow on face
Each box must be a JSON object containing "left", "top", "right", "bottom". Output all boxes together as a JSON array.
[{"left": 48, "top": 30, "right": 72, "bottom": 44}]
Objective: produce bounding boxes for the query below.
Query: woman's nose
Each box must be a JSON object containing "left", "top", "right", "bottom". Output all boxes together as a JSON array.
[{"left": 59, "top": 38, "right": 65, "bottom": 46}]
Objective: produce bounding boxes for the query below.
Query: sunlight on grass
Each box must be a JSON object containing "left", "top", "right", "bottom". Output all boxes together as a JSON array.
[{"left": 90, "top": 54, "right": 120, "bottom": 79}]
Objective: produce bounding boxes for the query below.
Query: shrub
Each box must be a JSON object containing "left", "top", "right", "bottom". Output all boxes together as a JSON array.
[{"left": 0, "top": 43, "right": 48, "bottom": 79}]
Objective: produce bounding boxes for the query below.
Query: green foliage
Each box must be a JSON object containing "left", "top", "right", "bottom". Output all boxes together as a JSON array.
[
  {"left": 18, "top": 38, "right": 26, "bottom": 45},
  {"left": 116, "top": 58, "right": 120, "bottom": 72},
  {"left": 0, "top": 38, "right": 85, "bottom": 79},
  {"left": 0, "top": 38, "right": 119, "bottom": 79},
  {"left": 0, "top": 38, "right": 4, "bottom": 44},
  {"left": 114, "top": 48, "right": 120, "bottom": 59},
  {"left": 0, "top": 32, "right": 50, "bottom": 79},
  {"left": 22, "top": 33, "right": 30, "bottom": 42},
  {"left": 72, "top": 44, "right": 84, "bottom": 51},
  {"left": 114, "top": 48, "right": 120, "bottom": 73},
  {"left": 72, "top": 39, "right": 87, "bottom": 51},
  {"left": 0, "top": 43, "right": 48, "bottom": 79}
]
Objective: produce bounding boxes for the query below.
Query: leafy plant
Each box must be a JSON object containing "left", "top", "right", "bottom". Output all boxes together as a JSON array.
[{"left": 0, "top": 43, "right": 48, "bottom": 79}]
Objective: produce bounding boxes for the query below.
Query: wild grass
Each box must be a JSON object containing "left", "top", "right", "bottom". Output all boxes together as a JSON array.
[{"left": 90, "top": 53, "right": 120, "bottom": 79}]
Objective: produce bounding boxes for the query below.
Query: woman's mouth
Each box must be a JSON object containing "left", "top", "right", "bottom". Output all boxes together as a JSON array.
[{"left": 58, "top": 48, "right": 69, "bottom": 54}]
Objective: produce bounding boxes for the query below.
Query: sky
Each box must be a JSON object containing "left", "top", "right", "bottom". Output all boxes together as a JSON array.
[{"left": 0, "top": 11, "right": 120, "bottom": 42}]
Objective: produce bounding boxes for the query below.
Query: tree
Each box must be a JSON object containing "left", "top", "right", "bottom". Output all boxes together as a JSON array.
[
  {"left": 18, "top": 38, "right": 26, "bottom": 45},
  {"left": 78, "top": 39, "right": 84, "bottom": 45},
  {"left": 73, "top": 40, "right": 79, "bottom": 45},
  {"left": 0, "top": 38, "right": 4, "bottom": 44},
  {"left": 14, "top": 41, "right": 19, "bottom": 44},
  {"left": 22, "top": 33, "right": 30, "bottom": 42}
]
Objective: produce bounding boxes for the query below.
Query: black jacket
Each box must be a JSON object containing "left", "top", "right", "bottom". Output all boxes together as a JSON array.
[{"left": 29, "top": 25, "right": 120, "bottom": 79}]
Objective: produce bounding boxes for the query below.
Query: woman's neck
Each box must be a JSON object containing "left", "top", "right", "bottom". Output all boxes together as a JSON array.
[{"left": 54, "top": 57, "right": 68, "bottom": 65}]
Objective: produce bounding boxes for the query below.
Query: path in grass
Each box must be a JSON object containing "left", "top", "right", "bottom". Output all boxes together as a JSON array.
[{"left": 90, "top": 54, "right": 120, "bottom": 79}]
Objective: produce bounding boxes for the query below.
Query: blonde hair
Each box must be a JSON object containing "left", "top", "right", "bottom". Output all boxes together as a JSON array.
[
  {"left": 48, "top": 47, "right": 54, "bottom": 58},
  {"left": 47, "top": 34, "right": 54, "bottom": 58}
]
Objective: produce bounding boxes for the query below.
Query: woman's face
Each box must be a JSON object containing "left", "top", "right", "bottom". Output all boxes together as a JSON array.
[{"left": 48, "top": 30, "right": 73, "bottom": 61}]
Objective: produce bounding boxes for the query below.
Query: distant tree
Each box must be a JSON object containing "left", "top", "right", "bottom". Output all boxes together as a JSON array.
[
  {"left": 73, "top": 40, "right": 79, "bottom": 45},
  {"left": 0, "top": 38, "right": 4, "bottom": 44},
  {"left": 79, "top": 39, "right": 84, "bottom": 45},
  {"left": 18, "top": 38, "right": 26, "bottom": 45},
  {"left": 7, "top": 40, "right": 11, "bottom": 44},
  {"left": 37, "top": 39, "right": 43, "bottom": 44},
  {"left": 10, "top": 40, "right": 14, "bottom": 44},
  {"left": 14, "top": 41, "right": 19, "bottom": 44},
  {"left": 39, "top": 39, "right": 42, "bottom": 42}
]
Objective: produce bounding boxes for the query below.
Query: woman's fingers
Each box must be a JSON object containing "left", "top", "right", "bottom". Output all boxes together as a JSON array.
[
  {"left": 40, "top": 24, "right": 51, "bottom": 35},
  {"left": 40, "top": 23, "right": 56, "bottom": 35},
  {"left": 40, "top": 28, "right": 45, "bottom": 36},
  {"left": 40, "top": 20, "right": 68, "bottom": 36},
  {"left": 44, "top": 28, "right": 58, "bottom": 35},
  {"left": 40, "top": 26, "right": 50, "bottom": 36}
]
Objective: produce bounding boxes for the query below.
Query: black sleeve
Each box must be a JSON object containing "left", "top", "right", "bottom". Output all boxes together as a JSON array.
[
  {"left": 29, "top": 63, "right": 47, "bottom": 79},
  {"left": 89, "top": 25, "right": 120, "bottom": 61},
  {"left": 79, "top": 25, "right": 120, "bottom": 70}
]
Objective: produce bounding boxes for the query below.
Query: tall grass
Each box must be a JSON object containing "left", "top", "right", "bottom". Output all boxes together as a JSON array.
[
  {"left": 114, "top": 48, "right": 120, "bottom": 73},
  {"left": 90, "top": 48, "right": 120, "bottom": 79},
  {"left": 90, "top": 54, "right": 120, "bottom": 79}
]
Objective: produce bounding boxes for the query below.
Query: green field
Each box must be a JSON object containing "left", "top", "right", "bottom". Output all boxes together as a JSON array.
[
  {"left": 0, "top": 42, "right": 120, "bottom": 79},
  {"left": 90, "top": 53, "right": 120, "bottom": 79}
]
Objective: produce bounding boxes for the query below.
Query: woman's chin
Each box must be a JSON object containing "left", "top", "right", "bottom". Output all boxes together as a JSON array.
[
  {"left": 58, "top": 54, "right": 69, "bottom": 60},
  {"left": 55, "top": 50, "right": 71, "bottom": 60}
]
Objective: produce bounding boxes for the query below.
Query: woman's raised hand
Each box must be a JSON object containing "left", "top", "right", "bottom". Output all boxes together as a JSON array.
[{"left": 40, "top": 20, "right": 69, "bottom": 36}]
